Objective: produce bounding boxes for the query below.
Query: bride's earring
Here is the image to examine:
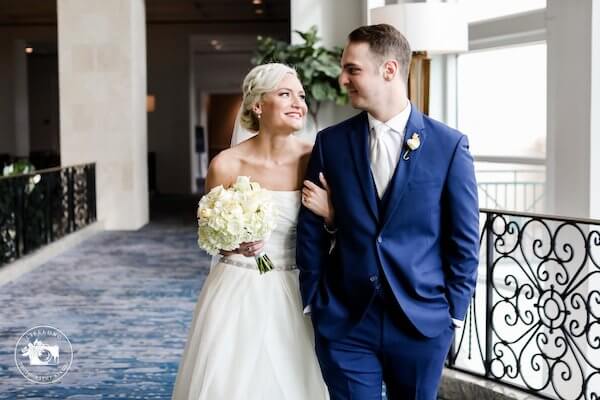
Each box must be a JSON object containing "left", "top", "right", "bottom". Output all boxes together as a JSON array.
[{"left": 253, "top": 102, "right": 262, "bottom": 120}]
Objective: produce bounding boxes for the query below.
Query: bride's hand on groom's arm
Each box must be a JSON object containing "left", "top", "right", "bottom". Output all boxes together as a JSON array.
[
  {"left": 219, "top": 240, "right": 265, "bottom": 257},
  {"left": 302, "top": 172, "right": 335, "bottom": 227}
]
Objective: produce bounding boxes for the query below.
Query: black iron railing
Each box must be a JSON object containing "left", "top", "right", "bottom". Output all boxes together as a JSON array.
[
  {"left": 447, "top": 208, "right": 600, "bottom": 400},
  {"left": 0, "top": 163, "right": 96, "bottom": 266}
]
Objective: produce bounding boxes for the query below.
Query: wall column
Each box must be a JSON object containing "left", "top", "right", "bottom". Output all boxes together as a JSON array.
[
  {"left": 57, "top": 0, "right": 148, "bottom": 229},
  {"left": 546, "top": 0, "right": 600, "bottom": 219}
]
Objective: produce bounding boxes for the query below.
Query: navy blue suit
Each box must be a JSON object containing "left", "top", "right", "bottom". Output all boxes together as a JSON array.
[{"left": 297, "top": 107, "right": 479, "bottom": 399}]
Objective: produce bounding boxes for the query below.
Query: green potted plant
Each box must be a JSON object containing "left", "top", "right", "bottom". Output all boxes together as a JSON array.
[
  {"left": 252, "top": 26, "right": 348, "bottom": 129},
  {"left": 2, "top": 159, "right": 41, "bottom": 193},
  {"left": 2, "top": 159, "right": 36, "bottom": 177}
]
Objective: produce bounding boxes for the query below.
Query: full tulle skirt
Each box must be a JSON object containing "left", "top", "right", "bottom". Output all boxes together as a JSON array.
[{"left": 171, "top": 262, "right": 329, "bottom": 400}]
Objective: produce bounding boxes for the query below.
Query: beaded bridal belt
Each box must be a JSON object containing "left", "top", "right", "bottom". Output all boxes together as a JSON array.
[{"left": 220, "top": 257, "right": 297, "bottom": 272}]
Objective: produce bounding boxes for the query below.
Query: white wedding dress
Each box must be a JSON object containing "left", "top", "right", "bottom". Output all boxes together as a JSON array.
[{"left": 172, "top": 190, "right": 329, "bottom": 400}]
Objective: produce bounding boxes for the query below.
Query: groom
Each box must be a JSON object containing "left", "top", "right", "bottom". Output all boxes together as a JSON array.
[{"left": 297, "top": 24, "right": 479, "bottom": 400}]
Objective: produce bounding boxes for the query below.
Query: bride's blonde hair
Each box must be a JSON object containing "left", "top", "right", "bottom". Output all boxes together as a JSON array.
[{"left": 240, "top": 63, "right": 298, "bottom": 132}]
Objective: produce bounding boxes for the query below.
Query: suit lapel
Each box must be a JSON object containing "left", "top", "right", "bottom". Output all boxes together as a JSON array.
[
  {"left": 348, "top": 112, "right": 379, "bottom": 222},
  {"left": 381, "top": 106, "right": 426, "bottom": 227}
]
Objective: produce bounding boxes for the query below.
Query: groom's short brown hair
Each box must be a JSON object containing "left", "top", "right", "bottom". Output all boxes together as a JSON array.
[{"left": 348, "top": 24, "right": 412, "bottom": 83}]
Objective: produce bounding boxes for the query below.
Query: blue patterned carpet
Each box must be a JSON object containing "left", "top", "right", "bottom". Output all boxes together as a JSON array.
[{"left": 0, "top": 219, "right": 208, "bottom": 399}]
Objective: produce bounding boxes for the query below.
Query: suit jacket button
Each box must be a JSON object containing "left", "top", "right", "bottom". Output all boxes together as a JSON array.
[{"left": 370, "top": 275, "right": 378, "bottom": 282}]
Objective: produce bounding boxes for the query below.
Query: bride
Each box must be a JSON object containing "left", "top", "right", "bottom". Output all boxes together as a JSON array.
[{"left": 172, "top": 63, "right": 333, "bottom": 400}]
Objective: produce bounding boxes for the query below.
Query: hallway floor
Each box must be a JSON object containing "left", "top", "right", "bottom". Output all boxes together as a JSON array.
[{"left": 0, "top": 196, "right": 206, "bottom": 399}]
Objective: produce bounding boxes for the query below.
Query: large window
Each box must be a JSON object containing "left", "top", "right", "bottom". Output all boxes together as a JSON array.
[
  {"left": 458, "top": 0, "right": 546, "bottom": 23},
  {"left": 457, "top": 43, "right": 547, "bottom": 212},
  {"left": 457, "top": 43, "right": 546, "bottom": 159}
]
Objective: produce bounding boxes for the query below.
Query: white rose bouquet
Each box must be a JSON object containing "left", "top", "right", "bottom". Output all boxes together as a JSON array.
[{"left": 197, "top": 176, "right": 278, "bottom": 274}]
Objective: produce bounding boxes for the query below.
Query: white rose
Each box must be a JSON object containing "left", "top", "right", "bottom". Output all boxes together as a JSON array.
[
  {"left": 226, "top": 220, "right": 242, "bottom": 235},
  {"left": 209, "top": 185, "right": 224, "bottom": 196},
  {"left": 234, "top": 176, "right": 252, "bottom": 192},
  {"left": 199, "top": 208, "right": 211, "bottom": 219},
  {"left": 406, "top": 133, "right": 421, "bottom": 151},
  {"left": 244, "top": 196, "right": 260, "bottom": 213}
]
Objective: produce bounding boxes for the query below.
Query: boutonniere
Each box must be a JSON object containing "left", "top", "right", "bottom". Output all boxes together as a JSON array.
[{"left": 402, "top": 132, "right": 421, "bottom": 160}]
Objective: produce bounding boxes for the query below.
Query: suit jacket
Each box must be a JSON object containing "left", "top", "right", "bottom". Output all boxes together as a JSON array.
[{"left": 296, "top": 107, "right": 480, "bottom": 339}]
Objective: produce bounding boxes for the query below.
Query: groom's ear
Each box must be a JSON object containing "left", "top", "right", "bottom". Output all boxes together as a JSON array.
[{"left": 382, "top": 59, "right": 399, "bottom": 81}]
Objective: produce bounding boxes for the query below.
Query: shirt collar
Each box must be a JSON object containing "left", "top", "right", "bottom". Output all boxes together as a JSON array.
[{"left": 367, "top": 102, "right": 412, "bottom": 135}]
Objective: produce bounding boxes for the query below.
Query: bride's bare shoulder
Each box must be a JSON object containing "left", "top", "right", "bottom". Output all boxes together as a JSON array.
[
  {"left": 293, "top": 138, "right": 314, "bottom": 176},
  {"left": 291, "top": 136, "right": 313, "bottom": 156},
  {"left": 295, "top": 137, "right": 314, "bottom": 161},
  {"left": 206, "top": 149, "right": 242, "bottom": 189}
]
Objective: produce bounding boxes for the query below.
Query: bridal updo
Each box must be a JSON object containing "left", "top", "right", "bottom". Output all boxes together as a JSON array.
[{"left": 240, "top": 63, "right": 298, "bottom": 132}]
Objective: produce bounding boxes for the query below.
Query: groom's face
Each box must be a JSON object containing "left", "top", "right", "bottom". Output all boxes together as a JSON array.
[{"left": 339, "top": 42, "right": 384, "bottom": 112}]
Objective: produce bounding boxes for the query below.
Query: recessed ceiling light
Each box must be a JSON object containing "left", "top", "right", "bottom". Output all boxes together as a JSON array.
[
  {"left": 25, "top": 47, "right": 33, "bottom": 54},
  {"left": 252, "top": 0, "right": 262, "bottom": 4},
  {"left": 210, "top": 39, "right": 219, "bottom": 46},
  {"left": 214, "top": 44, "right": 222, "bottom": 50},
  {"left": 255, "top": 8, "right": 264, "bottom": 15}
]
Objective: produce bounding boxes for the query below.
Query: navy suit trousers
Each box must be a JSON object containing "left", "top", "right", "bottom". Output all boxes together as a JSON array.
[{"left": 314, "top": 281, "right": 455, "bottom": 400}]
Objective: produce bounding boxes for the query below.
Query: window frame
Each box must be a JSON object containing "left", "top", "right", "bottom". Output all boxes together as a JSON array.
[{"left": 449, "top": 8, "right": 547, "bottom": 164}]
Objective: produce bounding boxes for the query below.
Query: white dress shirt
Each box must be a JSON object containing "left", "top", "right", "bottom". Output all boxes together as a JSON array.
[{"left": 367, "top": 103, "right": 412, "bottom": 198}]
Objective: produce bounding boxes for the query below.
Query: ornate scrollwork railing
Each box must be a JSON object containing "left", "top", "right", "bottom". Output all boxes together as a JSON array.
[
  {"left": 447, "top": 208, "right": 600, "bottom": 400},
  {"left": 0, "top": 163, "right": 96, "bottom": 266}
]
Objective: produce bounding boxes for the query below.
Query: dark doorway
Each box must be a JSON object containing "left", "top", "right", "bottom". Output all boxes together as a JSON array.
[
  {"left": 28, "top": 51, "right": 60, "bottom": 169},
  {"left": 207, "top": 93, "right": 242, "bottom": 162}
]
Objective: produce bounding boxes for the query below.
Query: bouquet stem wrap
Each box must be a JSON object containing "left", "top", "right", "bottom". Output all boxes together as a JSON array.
[{"left": 254, "top": 251, "right": 274, "bottom": 274}]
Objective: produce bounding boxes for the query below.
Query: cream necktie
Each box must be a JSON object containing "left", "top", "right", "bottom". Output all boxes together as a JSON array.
[{"left": 370, "top": 124, "right": 394, "bottom": 198}]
